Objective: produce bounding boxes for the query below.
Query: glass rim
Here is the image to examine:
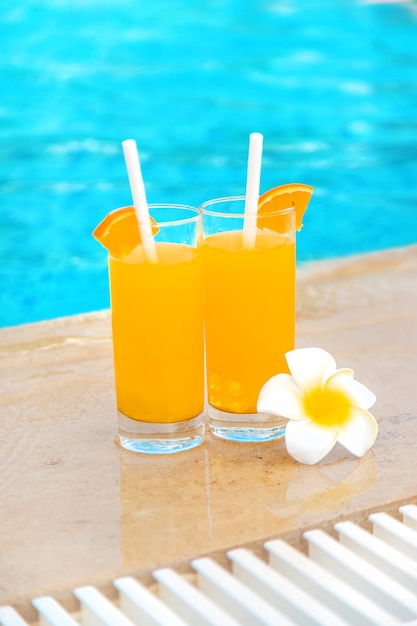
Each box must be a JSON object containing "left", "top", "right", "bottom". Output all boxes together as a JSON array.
[
  {"left": 114, "top": 204, "right": 201, "bottom": 227},
  {"left": 200, "top": 195, "right": 295, "bottom": 218}
]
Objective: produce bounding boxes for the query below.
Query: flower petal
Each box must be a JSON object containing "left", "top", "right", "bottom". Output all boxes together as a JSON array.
[
  {"left": 286, "top": 347, "right": 337, "bottom": 395},
  {"left": 257, "top": 373, "right": 308, "bottom": 420},
  {"left": 285, "top": 419, "right": 339, "bottom": 465},
  {"left": 325, "top": 369, "right": 376, "bottom": 410},
  {"left": 338, "top": 406, "right": 378, "bottom": 457}
]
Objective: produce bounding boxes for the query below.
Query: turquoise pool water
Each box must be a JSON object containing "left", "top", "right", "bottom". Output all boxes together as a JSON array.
[{"left": 1, "top": 0, "right": 417, "bottom": 327}]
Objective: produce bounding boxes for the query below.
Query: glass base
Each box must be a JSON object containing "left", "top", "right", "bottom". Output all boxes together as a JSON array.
[
  {"left": 117, "top": 411, "right": 205, "bottom": 454},
  {"left": 207, "top": 405, "right": 286, "bottom": 442}
]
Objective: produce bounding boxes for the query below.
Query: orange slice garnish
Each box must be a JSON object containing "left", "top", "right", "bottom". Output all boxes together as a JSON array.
[
  {"left": 258, "top": 183, "right": 314, "bottom": 232},
  {"left": 92, "top": 206, "right": 159, "bottom": 258}
]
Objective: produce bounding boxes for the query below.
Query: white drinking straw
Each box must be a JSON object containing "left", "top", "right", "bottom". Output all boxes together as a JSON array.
[
  {"left": 122, "top": 139, "right": 158, "bottom": 263},
  {"left": 242, "top": 132, "right": 263, "bottom": 249}
]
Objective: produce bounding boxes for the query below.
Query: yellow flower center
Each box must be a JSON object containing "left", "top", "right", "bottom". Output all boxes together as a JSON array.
[{"left": 305, "top": 386, "right": 352, "bottom": 428}]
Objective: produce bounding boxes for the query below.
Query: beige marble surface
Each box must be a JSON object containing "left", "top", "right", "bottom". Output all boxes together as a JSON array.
[{"left": 1, "top": 245, "right": 417, "bottom": 621}]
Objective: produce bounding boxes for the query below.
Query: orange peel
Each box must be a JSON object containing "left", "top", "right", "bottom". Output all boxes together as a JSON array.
[
  {"left": 258, "top": 183, "right": 314, "bottom": 232},
  {"left": 92, "top": 206, "right": 159, "bottom": 258}
]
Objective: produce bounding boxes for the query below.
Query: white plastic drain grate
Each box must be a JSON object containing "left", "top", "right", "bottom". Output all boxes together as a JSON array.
[{"left": 2, "top": 504, "right": 417, "bottom": 626}]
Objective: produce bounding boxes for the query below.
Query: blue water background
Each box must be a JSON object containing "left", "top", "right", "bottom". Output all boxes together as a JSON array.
[{"left": 1, "top": 0, "right": 417, "bottom": 327}]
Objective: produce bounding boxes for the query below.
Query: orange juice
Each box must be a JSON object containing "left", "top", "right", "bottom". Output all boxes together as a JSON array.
[
  {"left": 203, "top": 229, "right": 295, "bottom": 414},
  {"left": 109, "top": 241, "right": 204, "bottom": 423}
]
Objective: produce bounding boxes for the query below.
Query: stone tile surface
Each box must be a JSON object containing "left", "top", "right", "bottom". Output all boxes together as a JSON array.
[{"left": 1, "top": 245, "right": 417, "bottom": 620}]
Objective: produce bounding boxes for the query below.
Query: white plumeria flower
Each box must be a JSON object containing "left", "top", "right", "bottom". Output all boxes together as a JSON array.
[{"left": 257, "top": 347, "right": 378, "bottom": 465}]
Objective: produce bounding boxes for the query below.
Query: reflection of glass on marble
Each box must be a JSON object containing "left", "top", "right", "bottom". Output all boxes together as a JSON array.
[
  {"left": 119, "top": 447, "right": 212, "bottom": 571},
  {"left": 204, "top": 439, "right": 299, "bottom": 543}
]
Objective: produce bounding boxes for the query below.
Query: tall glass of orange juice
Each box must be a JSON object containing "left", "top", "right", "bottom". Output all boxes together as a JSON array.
[
  {"left": 201, "top": 196, "right": 296, "bottom": 442},
  {"left": 95, "top": 204, "right": 205, "bottom": 454}
]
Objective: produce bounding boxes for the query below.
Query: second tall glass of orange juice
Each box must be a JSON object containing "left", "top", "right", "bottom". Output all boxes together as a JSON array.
[
  {"left": 201, "top": 196, "right": 295, "bottom": 442},
  {"left": 98, "top": 204, "right": 205, "bottom": 454}
]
